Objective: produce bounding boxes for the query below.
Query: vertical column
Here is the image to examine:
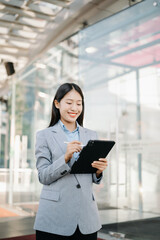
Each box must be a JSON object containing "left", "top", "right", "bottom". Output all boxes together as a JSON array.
[
  {"left": 4, "top": 110, "right": 9, "bottom": 168},
  {"left": 116, "top": 94, "right": 119, "bottom": 204},
  {"left": 136, "top": 70, "right": 143, "bottom": 212},
  {"left": 9, "top": 79, "right": 16, "bottom": 205},
  {"left": 0, "top": 102, "right": 1, "bottom": 164}
]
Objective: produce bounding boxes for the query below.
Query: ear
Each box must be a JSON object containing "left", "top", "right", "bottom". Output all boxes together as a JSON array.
[{"left": 54, "top": 99, "right": 59, "bottom": 109}]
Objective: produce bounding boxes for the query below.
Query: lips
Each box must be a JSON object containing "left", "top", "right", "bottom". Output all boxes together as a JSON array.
[{"left": 68, "top": 112, "right": 77, "bottom": 118}]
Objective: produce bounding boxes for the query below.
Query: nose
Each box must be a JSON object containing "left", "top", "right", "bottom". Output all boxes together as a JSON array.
[{"left": 71, "top": 103, "right": 77, "bottom": 111}]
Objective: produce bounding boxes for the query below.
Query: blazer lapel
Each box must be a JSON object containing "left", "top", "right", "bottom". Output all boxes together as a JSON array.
[
  {"left": 49, "top": 123, "right": 89, "bottom": 155},
  {"left": 79, "top": 125, "right": 88, "bottom": 146},
  {"left": 49, "top": 123, "right": 68, "bottom": 154}
]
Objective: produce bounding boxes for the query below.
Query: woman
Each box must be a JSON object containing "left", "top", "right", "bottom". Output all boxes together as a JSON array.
[{"left": 34, "top": 83, "right": 107, "bottom": 240}]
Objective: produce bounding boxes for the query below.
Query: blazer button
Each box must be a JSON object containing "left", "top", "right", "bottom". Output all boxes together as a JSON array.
[
  {"left": 61, "top": 170, "right": 67, "bottom": 175},
  {"left": 76, "top": 184, "right": 81, "bottom": 188}
]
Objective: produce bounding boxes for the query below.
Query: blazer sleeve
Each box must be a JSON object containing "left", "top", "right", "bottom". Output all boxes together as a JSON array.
[
  {"left": 92, "top": 172, "right": 103, "bottom": 184},
  {"left": 91, "top": 130, "right": 103, "bottom": 184},
  {"left": 35, "top": 130, "right": 71, "bottom": 185}
]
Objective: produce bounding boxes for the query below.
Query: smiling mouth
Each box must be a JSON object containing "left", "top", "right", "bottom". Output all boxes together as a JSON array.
[{"left": 68, "top": 113, "right": 77, "bottom": 117}]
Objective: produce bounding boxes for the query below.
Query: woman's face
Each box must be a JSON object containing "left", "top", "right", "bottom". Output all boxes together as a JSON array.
[{"left": 55, "top": 89, "right": 83, "bottom": 125}]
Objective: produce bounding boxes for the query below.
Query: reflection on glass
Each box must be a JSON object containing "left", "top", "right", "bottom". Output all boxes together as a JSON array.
[
  {"left": 0, "top": 34, "right": 80, "bottom": 221},
  {"left": 79, "top": 0, "right": 160, "bottom": 239}
]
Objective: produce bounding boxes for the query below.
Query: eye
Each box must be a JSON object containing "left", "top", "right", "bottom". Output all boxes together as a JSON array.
[{"left": 67, "top": 102, "right": 72, "bottom": 105}]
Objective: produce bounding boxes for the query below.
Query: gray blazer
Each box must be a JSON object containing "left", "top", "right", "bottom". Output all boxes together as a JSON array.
[{"left": 34, "top": 122, "right": 102, "bottom": 236}]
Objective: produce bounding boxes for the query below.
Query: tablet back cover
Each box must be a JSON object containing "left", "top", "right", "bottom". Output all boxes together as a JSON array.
[{"left": 70, "top": 140, "right": 115, "bottom": 174}]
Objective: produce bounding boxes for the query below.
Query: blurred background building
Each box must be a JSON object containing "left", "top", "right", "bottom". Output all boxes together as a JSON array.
[{"left": 0, "top": 0, "right": 160, "bottom": 239}]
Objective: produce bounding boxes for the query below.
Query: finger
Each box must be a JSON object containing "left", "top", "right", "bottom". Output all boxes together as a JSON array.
[
  {"left": 69, "top": 146, "right": 82, "bottom": 153},
  {"left": 92, "top": 165, "right": 107, "bottom": 170},
  {"left": 72, "top": 145, "right": 82, "bottom": 151},
  {"left": 70, "top": 141, "right": 82, "bottom": 145},
  {"left": 92, "top": 165, "right": 105, "bottom": 171},
  {"left": 91, "top": 162, "right": 107, "bottom": 169},
  {"left": 92, "top": 164, "right": 106, "bottom": 170},
  {"left": 68, "top": 144, "right": 82, "bottom": 150},
  {"left": 98, "top": 158, "right": 107, "bottom": 162},
  {"left": 95, "top": 159, "right": 107, "bottom": 164},
  {"left": 92, "top": 161, "right": 107, "bottom": 166}
]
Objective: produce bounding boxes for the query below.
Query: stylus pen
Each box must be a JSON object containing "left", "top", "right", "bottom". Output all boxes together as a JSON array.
[{"left": 64, "top": 141, "right": 85, "bottom": 147}]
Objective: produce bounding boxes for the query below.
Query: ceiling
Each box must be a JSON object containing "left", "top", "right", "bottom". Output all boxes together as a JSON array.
[{"left": 0, "top": 0, "right": 140, "bottom": 96}]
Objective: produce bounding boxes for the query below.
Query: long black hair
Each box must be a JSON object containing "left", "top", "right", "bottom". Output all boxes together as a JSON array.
[{"left": 48, "top": 83, "right": 84, "bottom": 127}]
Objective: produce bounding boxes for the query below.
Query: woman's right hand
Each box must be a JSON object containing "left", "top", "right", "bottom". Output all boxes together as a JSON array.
[{"left": 65, "top": 141, "right": 82, "bottom": 163}]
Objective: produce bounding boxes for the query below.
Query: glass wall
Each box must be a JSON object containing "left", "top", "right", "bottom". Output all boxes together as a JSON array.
[
  {"left": 0, "top": 35, "right": 80, "bottom": 219},
  {"left": 79, "top": 0, "right": 160, "bottom": 239},
  {"left": 0, "top": 100, "right": 8, "bottom": 168},
  {"left": 0, "top": 99, "right": 10, "bottom": 212}
]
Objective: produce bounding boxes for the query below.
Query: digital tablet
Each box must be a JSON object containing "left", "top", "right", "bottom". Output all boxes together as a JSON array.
[{"left": 70, "top": 140, "right": 115, "bottom": 174}]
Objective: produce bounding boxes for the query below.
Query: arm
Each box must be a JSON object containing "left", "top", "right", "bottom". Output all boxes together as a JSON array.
[
  {"left": 91, "top": 130, "right": 103, "bottom": 184},
  {"left": 35, "top": 131, "right": 71, "bottom": 185}
]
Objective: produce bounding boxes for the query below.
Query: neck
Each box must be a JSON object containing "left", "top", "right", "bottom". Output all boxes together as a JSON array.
[{"left": 61, "top": 120, "right": 77, "bottom": 132}]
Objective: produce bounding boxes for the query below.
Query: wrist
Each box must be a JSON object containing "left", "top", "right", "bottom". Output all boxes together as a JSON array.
[
  {"left": 65, "top": 154, "right": 70, "bottom": 163},
  {"left": 96, "top": 170, "right": 102, "bottom": 178}
]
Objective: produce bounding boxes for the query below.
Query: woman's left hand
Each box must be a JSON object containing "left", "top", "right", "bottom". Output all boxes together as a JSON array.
[{"left": 91, "top": 158, "right": 108, "bottom": 178}]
